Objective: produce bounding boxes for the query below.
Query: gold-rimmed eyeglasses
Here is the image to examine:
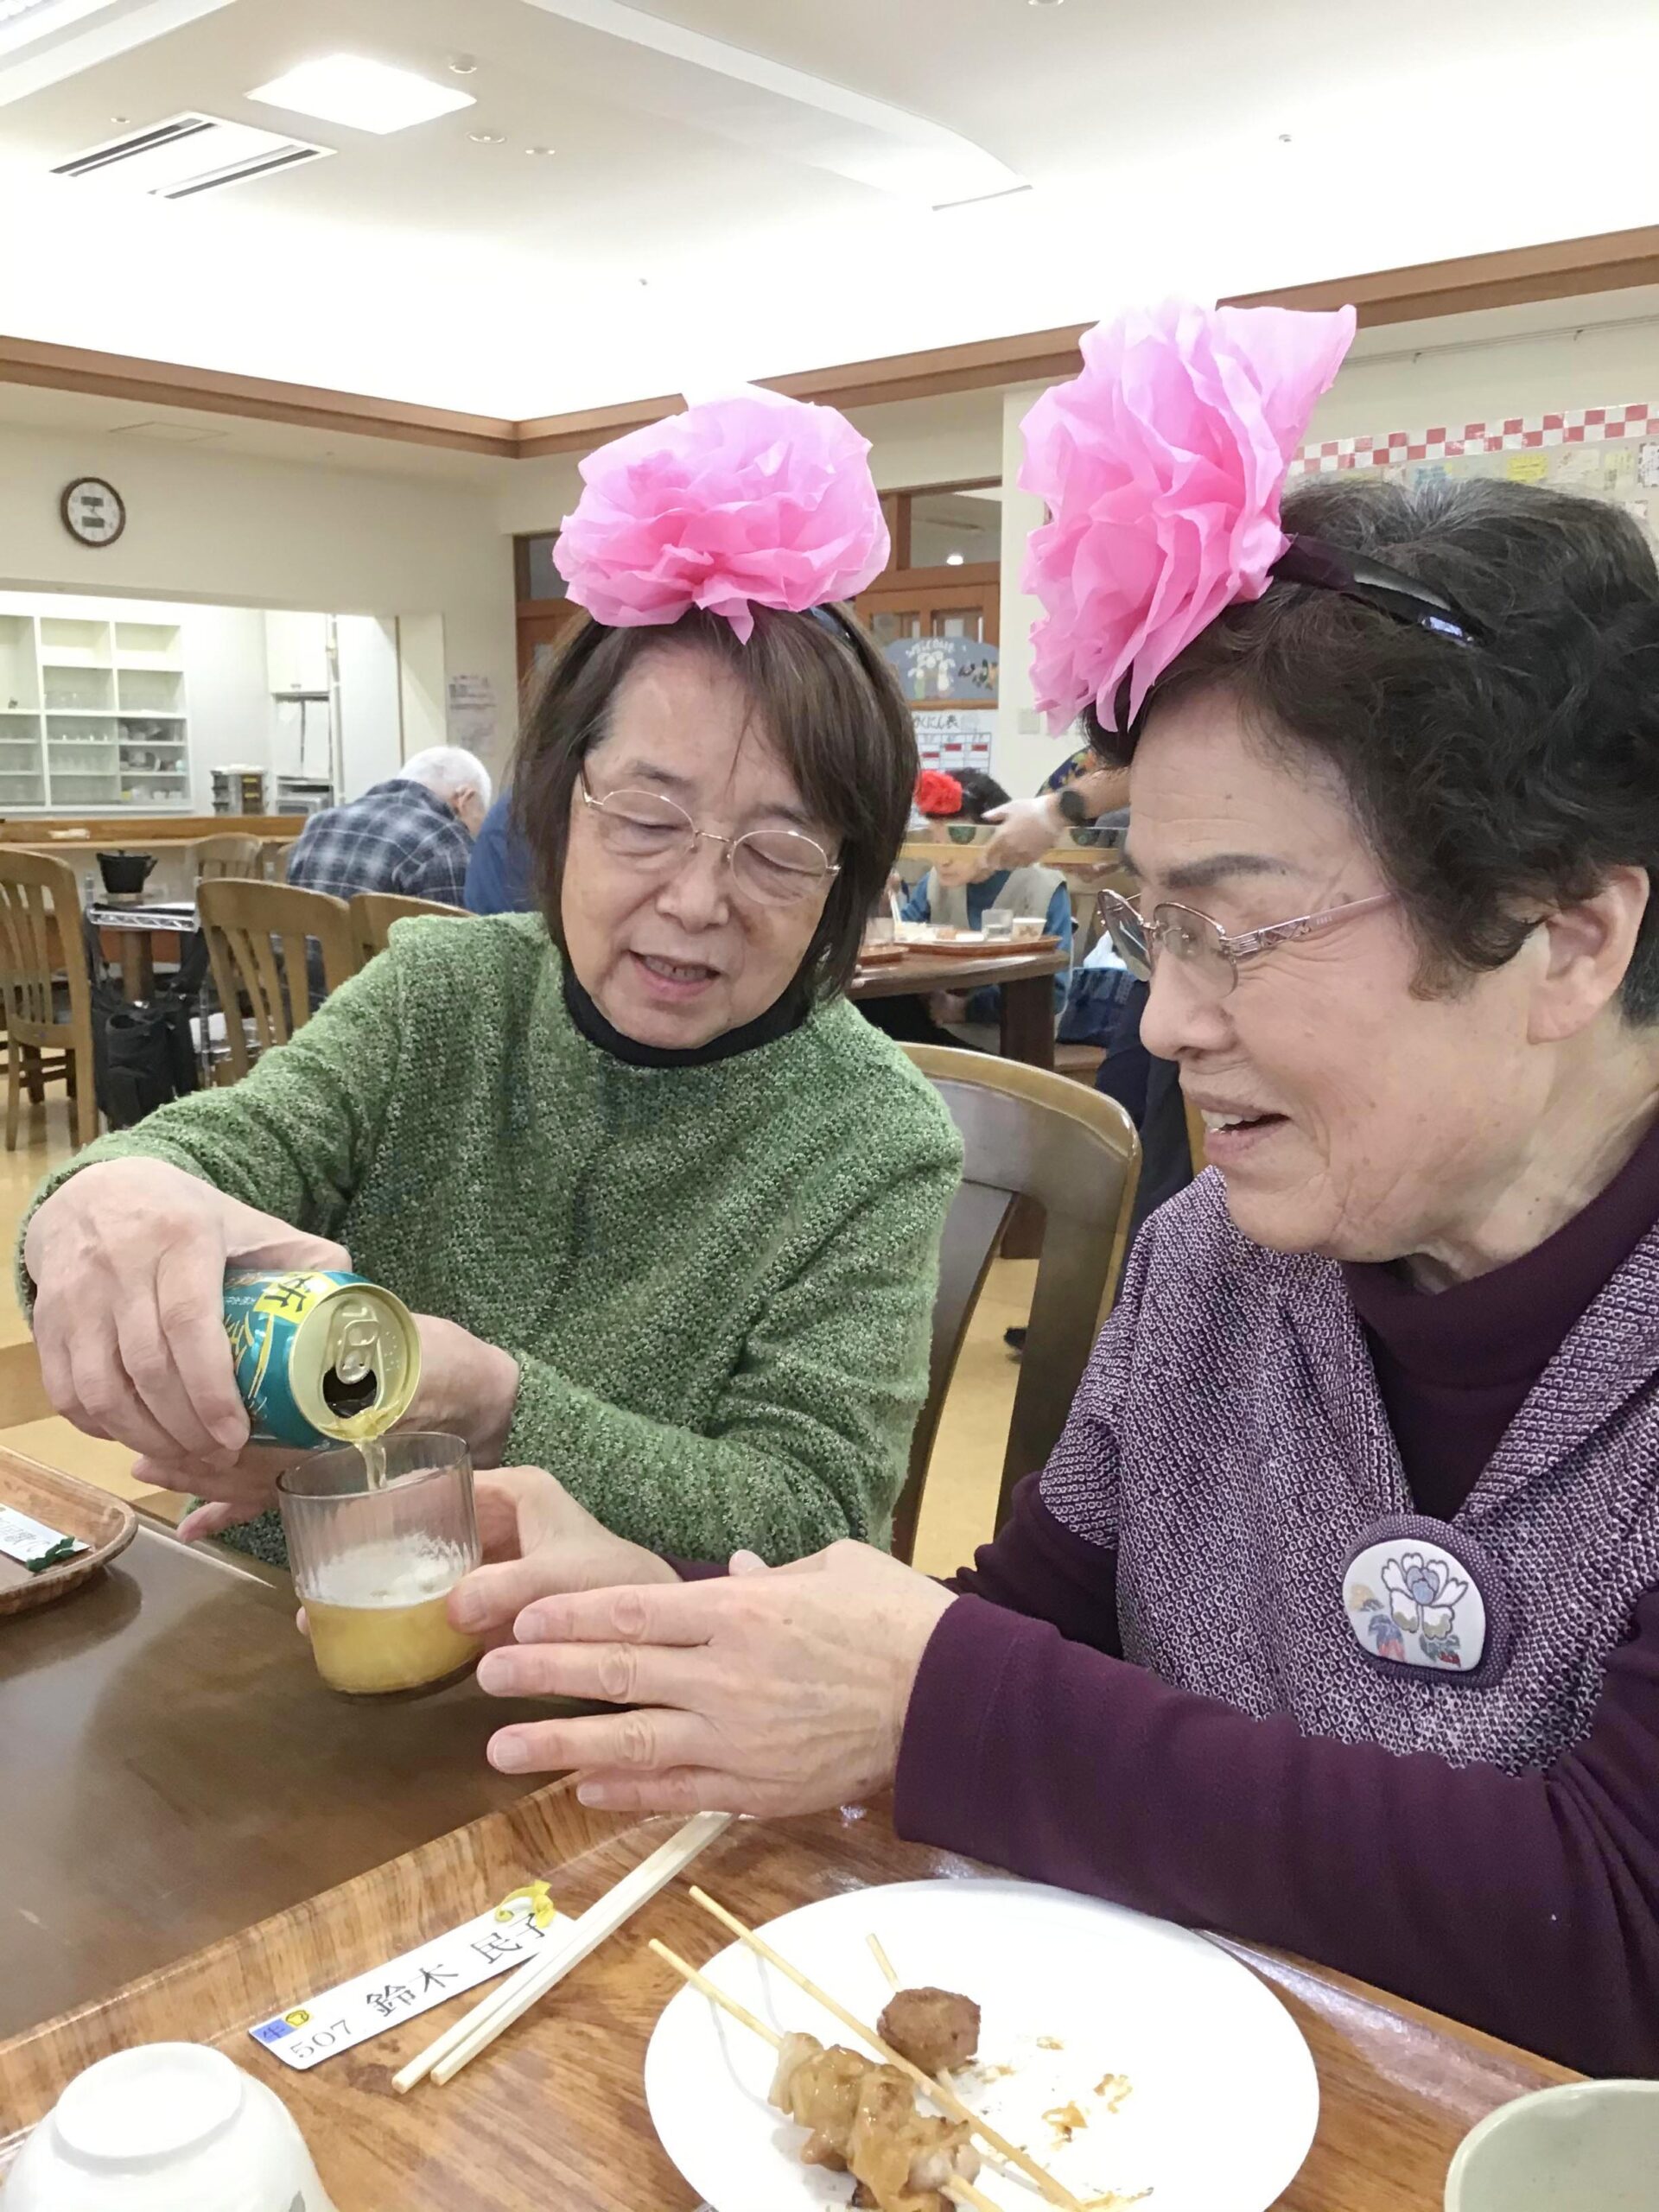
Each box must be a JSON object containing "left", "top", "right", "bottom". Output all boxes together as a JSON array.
[
  {"left": 1097, "top": 885, "right": 1397, "bottom": 998},
  {"left": 578, "top": 768, "right": 840, "bottom": 908}
]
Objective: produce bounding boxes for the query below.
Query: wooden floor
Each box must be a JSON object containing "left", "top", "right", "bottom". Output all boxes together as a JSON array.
[{"left": 0, "top": 1101, "right": 1029, "bottom": 1576}]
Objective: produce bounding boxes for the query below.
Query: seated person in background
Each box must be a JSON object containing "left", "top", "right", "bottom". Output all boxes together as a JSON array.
[
  {"left": 464, "top": 788, "right": 533, "bottom": 915},
  {"left": 285, "top": 745, "right": 490, "bottom": 906},
  {"left": 461, "top": 304, "right": 1659, "bottom": 2082},
  {"left": 19, "top": 392, "right": 959, "bottom": 1570},
  {"left": 864, "top": 769, "right": 1071, "bottom": 1048}
]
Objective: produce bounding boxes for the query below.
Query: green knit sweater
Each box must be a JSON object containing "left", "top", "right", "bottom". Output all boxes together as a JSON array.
[{"left": 28, "top": 914, "right": 961, "bottom": 1565}]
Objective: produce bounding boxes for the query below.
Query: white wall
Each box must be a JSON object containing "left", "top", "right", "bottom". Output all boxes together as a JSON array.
[
  {"left": 335, "top": 615, "right": 404, "bottom": 793},
  {"left": 1307, "top": 300, "right": 1659, "bottom": 447},
  {"left": 0, "top": 425, "right": 518, "bottom": 779}
]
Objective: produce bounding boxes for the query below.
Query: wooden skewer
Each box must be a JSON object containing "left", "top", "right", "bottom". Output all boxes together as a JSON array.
[
  {"left": 945, "top": 2181, "right": 1008, "bottom": 2212},
  {"left": 393, "top": 1811, "right": 732, "bottom": 2093},
  {"left": 648, "top": 1937, "right": 783, "bottom": 2050},
  {"left": 868, "top": 1932, "right": 899, "bottom": 1990},
  {"left": 686, "top": 1885, "right": 1084, "bottom": 2212},
  {"left": 651, "top": 1938, "right": 1008, "bottom": 2212}
]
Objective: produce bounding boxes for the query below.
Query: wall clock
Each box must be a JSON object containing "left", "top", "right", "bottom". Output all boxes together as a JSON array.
[{"left": 60, "top": 477, "right": 126, "bottom": 547}]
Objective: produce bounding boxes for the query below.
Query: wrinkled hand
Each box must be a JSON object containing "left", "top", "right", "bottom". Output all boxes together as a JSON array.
[
  {"left": 979, "top": 795, "right": 1059, "bottom": 870},
  {"left": 158, "top": 1312, "right": 522, "bottom": 1541},
  {"left": 25, "top": 1159, "right": 348, "bottom": 1471},
  {"left": 447, "top": 1466, "right": 678, "bottom": 1650},
  {"left": 475, "top": 1541, "right": 957, "bottom": 1816}
]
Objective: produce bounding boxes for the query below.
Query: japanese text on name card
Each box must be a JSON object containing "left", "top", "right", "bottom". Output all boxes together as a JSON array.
[{"left": 250, "top": 1882, "right": 560, "bottom": 2070}]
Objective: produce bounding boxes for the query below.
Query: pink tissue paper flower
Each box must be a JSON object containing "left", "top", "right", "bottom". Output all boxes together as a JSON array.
[
  {"left": 1020, "top": 300, "right": 1357, "bottom": 731},
  {"left": 554, "top": 390, "right": 891, "bottom": 643}
]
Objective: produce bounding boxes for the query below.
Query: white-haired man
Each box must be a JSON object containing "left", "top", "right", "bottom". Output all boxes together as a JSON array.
[{"left": 285, "top": 747, "right": 492, "bottom": 906}]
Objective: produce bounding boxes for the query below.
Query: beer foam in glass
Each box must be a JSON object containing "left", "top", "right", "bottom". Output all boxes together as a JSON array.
[{"left": 277, "top": 1434, "right": 481, "bottom": 1696}]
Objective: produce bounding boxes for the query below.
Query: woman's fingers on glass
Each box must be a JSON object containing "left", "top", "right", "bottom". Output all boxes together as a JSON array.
[{"left": 449, "top": 1556, "right": 572, "bottom": 1637}]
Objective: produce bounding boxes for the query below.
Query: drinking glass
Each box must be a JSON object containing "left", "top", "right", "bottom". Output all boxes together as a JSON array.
[
  {"left": 982, "top": 907, "right": 1016, "bottom": 941},
  {"left": 277, "top": 1433, "right": 480, "bottom": 1697}
]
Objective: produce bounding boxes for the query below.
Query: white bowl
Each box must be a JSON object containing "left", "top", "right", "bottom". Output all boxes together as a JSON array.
[
  {"left": 1, "top": 2044, "right": 336, "bottom": 2212},
  {"left": 1445, "top": 2079, "right": 1659, "bottom": 2210}
]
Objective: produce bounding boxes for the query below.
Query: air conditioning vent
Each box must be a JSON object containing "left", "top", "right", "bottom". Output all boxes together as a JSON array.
[{"left": 52, "top": 111, "right": 333, "bottom": 199}]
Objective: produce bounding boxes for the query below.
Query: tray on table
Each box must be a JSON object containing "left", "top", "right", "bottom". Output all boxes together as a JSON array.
[
  {"left": 0, "top": 1452, "right": 136, "bottom": 1619},
  {"left": 0, "top": 1785, "right": 1571, "bottom": 2210}
]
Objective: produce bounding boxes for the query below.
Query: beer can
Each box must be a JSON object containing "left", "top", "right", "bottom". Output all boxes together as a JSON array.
[{"left": 223, "top": 1270, "right": 421, "bottom": 1448}]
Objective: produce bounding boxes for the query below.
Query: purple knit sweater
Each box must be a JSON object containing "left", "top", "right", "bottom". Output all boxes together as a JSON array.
[{"left": 895, "top": 1160, "right": 1659, "bottom": 2075}]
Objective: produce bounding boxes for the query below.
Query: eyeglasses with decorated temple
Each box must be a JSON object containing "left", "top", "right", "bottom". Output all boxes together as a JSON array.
[
  {"left": 577, "top": 767, "right": 840, "bottom": 907},
  {"left": 1096, "top": 885, "right": 1398, "bottom": 996}
]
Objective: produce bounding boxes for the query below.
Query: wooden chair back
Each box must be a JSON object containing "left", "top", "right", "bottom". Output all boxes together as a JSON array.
[
  {"left": 350, "top": 892, "right": 468, "bottom": 963},
  {"left": 190, "top": 835, "right": 263, "bottom": 881},
  {"left": 196, "top": 879, "right": 358, "bottom": 1082},
  {"left": 893, "top": 1045, "right": 1141, "bottom": 1563},
  {"left": 258, "top": 839, "right": 292, "bottom": 881},
  {"left": 0, "top": 850, "right": 98, "bottom": 1148}
]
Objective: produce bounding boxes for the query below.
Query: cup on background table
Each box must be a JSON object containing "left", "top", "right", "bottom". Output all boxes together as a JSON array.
[
  {"left": 865, "top": 917, "right": 896, "bottom": 945},
  {"left": 1010, "top": 914, "right": 1046, "bottom": 940},
  {"left": 277, "top": 1433, "right": 481, "bottom": 1698},
  {"left": 982, "top": 907, "right": 1016, "bottom": 942},
  {"left": 1444, "top": 2079, "right": 1659, "bottom": 2210}
]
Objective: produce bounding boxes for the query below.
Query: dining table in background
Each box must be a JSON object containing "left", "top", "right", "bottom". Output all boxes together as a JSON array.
[
  {"left": 83, "top": 898, "right": 199, "bottom": 1002},
  {"left": 849, "top": 944, "right": 1067, "bottom": 1072}
]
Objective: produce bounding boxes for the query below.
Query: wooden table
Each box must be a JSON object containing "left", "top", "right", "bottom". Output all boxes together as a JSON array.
[
  {"left": 850, "top": 947, "right": 1066, "bottom": 1072},
  {"left": 0, "top": 1515, "right": 559, "bottom": 2041},
  {"left": 0, "top": 1775, "right": 1572, "bottom": 2209},
  {"left": 86, "top": 899, "right": 198, "bottom": 1002}
]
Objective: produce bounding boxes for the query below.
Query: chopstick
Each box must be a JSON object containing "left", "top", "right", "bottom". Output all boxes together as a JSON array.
[
  {"left": 868, "top": 1932, "right": 899, "bottom": 1990},
  {"left": 686, "top": 1885, "right": 1084, "bottom": 2212},
  {"left": 649, "top": 1937, "right": 1005, "bottom": 2212},
  {"left": 393, "top": 1810, "right": 733, "bottom": 2092}
]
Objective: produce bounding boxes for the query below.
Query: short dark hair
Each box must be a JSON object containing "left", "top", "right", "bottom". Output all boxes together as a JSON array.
[
  {"left": 953, "top": 769, "right": 1012, "bottom": 821},
  {"left": 1096, "top": 474, "right": 1659, "bottom": 1020},
  {"left": 514, "top": 605, "right": 918, "bottom": 1002}
]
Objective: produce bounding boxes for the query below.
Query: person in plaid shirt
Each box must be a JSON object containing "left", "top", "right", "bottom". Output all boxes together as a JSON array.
[{"left": 284, "top": 747, "right": 492, "bottom": 906}]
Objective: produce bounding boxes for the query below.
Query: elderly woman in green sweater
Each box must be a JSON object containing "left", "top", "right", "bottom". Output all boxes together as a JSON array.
[{"left": 19, "top": 393, "right": 960, "bottom": 1569}]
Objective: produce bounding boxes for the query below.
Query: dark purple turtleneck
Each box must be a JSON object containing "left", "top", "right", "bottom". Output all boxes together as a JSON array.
[{"left": 1343, "top": 1115, "right": 1659, "bottom": 1516}]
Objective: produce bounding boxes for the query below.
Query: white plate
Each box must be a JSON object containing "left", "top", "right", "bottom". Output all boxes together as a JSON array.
[{"left": 645, "top": 1878, "right": 1319, "bottom": 2212}]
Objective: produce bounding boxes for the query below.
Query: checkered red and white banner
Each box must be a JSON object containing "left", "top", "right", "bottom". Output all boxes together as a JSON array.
[{"left": 1290, "top": 403, "right": 1659, "bottom": 474}]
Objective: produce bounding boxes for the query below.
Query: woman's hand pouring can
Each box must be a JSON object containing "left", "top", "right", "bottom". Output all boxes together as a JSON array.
[{"left": 223, "top": 1270, "right": 420, "bottom": 1448}]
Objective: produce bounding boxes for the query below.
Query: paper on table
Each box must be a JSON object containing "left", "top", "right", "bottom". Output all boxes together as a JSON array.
[
  {"left": 250, "top": 1881, "right": 560, "bottom": 2071},
  {"left": 0, "top": 1503, "right": 87, "bottom": 1572}
]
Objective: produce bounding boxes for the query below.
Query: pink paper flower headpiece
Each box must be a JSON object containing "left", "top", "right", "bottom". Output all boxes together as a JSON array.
[
  {"left": 1020, "top": 300, "right": 1357, "bottom": 733},
  {"left": 554, "top": 390, "right": 891, "bottom": 644}
]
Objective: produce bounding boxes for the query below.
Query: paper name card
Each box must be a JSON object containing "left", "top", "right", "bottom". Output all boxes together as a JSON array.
[
  {"left": 250, "top": 1882, "right": 561, "bottom": 2071},
  {"left": 0, "top": 1504, "right": 88, "bottom": 1573}
]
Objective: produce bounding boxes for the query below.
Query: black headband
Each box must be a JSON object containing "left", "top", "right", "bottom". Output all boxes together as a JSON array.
[{"left": 1108, "top": 533, "right": 1484, "bottom": 741}]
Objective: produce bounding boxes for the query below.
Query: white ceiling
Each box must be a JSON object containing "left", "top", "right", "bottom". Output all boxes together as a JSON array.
[{"left": 1, "top": 0, "right": 1656, "bottom": 418}]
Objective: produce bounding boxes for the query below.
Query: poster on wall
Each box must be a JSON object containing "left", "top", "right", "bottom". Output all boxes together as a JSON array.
[
  {"left": 884, "top": 636, "right": 999, "bottom": 704},
  {"left": 447, "top": 673, "right": 496, "bottom": 751},
  {"left": 1291, "top": 405, "right": 1659, "bottom": 560},
  {"left": 913, "top": 709, "right": 993, "bottom": 773}
]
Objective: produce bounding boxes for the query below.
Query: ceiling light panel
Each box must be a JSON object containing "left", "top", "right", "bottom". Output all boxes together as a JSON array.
[
  {"left": 249, "top": 53, "right": 475, "bottom": 136},
  {"left": 0, "top": 0, "right": 118, "bottom": 56}
]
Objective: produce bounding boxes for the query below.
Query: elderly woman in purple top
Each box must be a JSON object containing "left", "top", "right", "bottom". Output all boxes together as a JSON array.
[{"left": 461, "top": 305, "right": 1659, "bottom": 2076}]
